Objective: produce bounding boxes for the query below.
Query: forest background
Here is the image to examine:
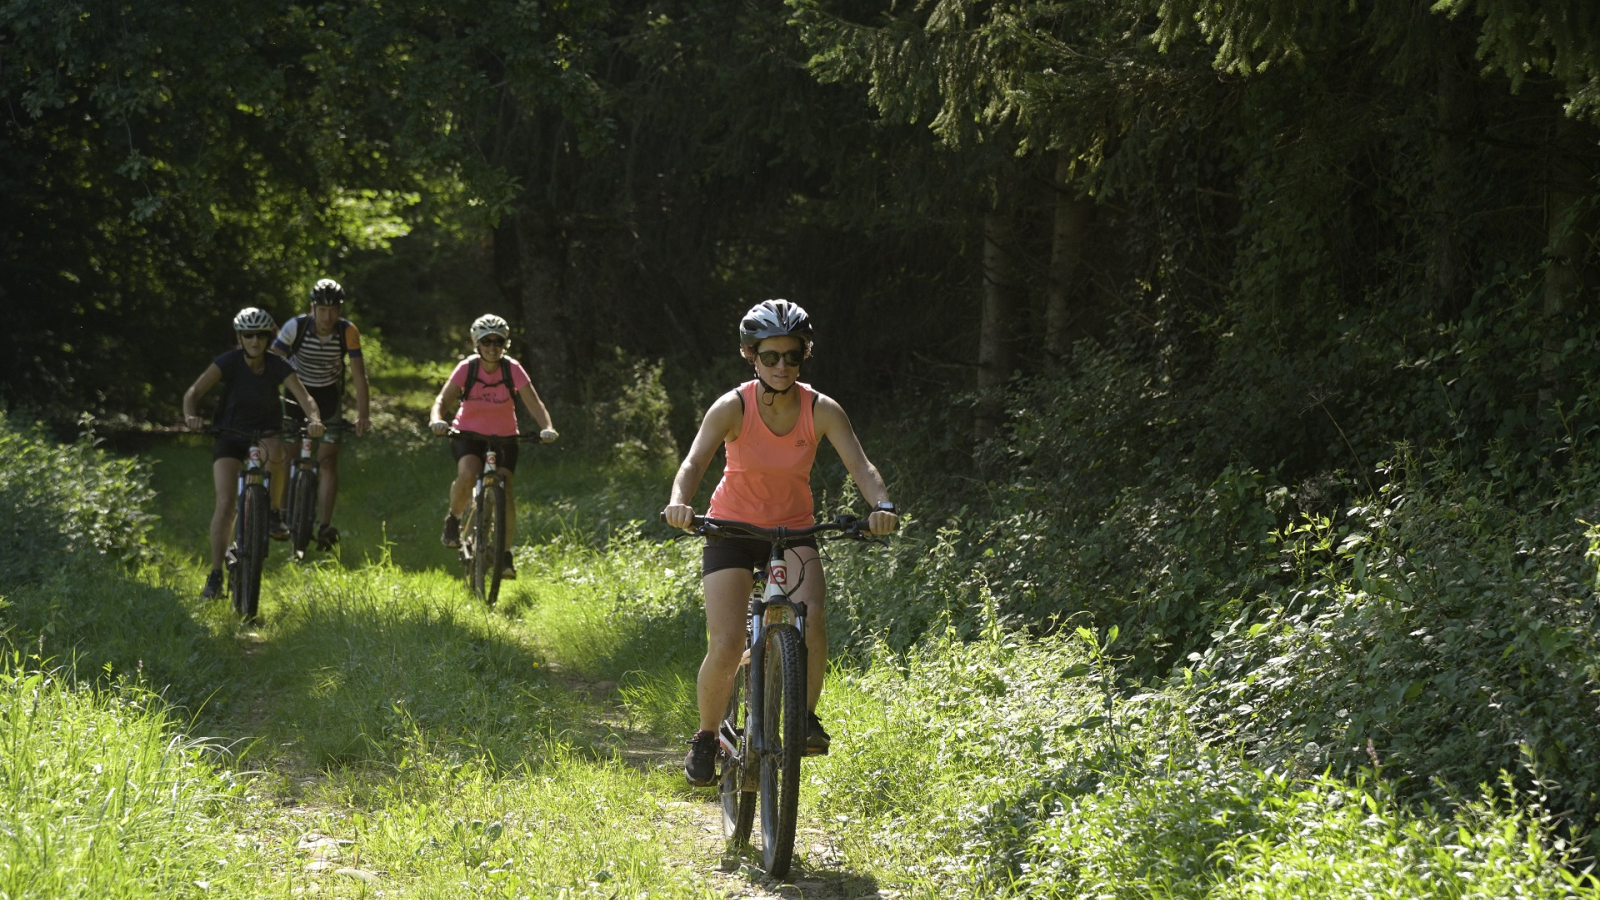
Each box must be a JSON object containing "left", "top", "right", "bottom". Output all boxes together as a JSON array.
[{"left": 10, "top": 0, "right": 1600, "bottom": 879}]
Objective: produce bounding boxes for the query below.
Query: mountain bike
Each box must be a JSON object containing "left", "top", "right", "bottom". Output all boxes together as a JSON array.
[
  {"left": 210, "top": 426, "right": 278, "bottom": 623},
  {"left": 443, "top": 429, "right": 542, "bottom": 606},
  {"left": 282, "top": 419, "right": 354, "bottom": 560},
  {"left": 681, "top": 514, "right": 880, "bottom": 879}
]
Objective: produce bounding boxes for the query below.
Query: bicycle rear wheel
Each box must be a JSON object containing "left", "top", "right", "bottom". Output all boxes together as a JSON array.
[
  {"left": 758, "top": 622, "right": 805, "bottom": 878},
  {"left": 239, "top": 482, "right": 270, "bottom": 622},
  {"left": 287, "top": 467, "right": 316, "bottom": 558},
  {"left": 720, "top": 663, "right": 755, "bottom": 845},
  {"left": 480, "top": 479, "right": 507, "bottom": 606}
]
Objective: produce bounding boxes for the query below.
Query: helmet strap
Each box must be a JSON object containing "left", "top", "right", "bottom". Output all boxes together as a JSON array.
[{"left": 757, "top": 375, "right": 793, "bottom": 405}]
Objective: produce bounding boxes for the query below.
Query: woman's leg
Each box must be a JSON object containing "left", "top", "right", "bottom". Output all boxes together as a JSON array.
[
  {"left": 788, "top": 546, "right": 827, "bottom": 710},
  {"left": 450, "top": 454, "right": 482, "bottom": 517},
  {"left": 698, "top": 567, "right": 755, "bottom": 732},
  {"left": 500, "top": 470, "right": 516, "bottom": 545},
  {"left": 262, "top": 436, "right": 287, "bottom": 509},
  {"left": 209, "top": 458, "right": 241, "bottom": 571}
]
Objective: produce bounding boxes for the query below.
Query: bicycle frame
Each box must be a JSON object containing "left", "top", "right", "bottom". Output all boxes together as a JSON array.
[{"left": 720, "top": 536, "right": 808, "bottom": 781}]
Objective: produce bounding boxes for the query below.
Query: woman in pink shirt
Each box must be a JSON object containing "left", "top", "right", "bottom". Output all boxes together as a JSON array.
[
  {"left": 663, "top": 299, "right": 899, "bottom": 786},
  {"left": 429, "top": 314, "right": 558, "bottom": 579}
]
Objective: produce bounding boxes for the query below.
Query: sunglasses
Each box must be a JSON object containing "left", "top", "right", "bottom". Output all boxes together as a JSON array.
[
  {"left": 756, "top": 349, "right": 805, "bottom": 367},
  {"left": 478, "top": 336, "right": 507, "bottom": 347},
  {"left": 241, "top": 331, "right": 274, "bottom": 341}
]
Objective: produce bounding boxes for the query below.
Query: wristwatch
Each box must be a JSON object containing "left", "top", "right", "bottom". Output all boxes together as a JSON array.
[{"left": 874, "top": 501, "right": 898, "bottom": 514}]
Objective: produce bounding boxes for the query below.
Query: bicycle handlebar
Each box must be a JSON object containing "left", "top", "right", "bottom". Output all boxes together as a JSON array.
[
  {"left": 205, "top": 425, "right": 283, "bottom": 442},
  {"left": 437, "top": 428, "right": 551, "bottom": 443},
  {"left": 282, "top": 418, "right": 357, "bottom": 436},
  {"left": 678, "top": 514, "right": 881, "bottom": 543}
]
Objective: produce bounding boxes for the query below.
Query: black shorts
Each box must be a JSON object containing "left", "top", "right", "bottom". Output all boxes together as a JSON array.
[
  {"left": 452, "top": 436, "right": 519, "bottom": 473},
  {"left": 212, "top": 429, "right": 279, "bottom": 462},
  {"left": 701, "top": 534, "right": 818, "bottom": 579},
  {"left": 285, "top": 384, "right": 342, "bottom": 432},
  {"left": 213, "top": 437, "right": 252, "bottom": 462}
]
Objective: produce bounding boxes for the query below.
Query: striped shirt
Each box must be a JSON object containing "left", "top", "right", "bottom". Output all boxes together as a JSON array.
[{"left": 272, "top": 315, "right": 363, "bottom": 389}]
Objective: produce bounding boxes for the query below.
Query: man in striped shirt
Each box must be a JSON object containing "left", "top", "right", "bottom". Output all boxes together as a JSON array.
[{"left": 272, "top": 278, "right": 372, "bottom": 550}]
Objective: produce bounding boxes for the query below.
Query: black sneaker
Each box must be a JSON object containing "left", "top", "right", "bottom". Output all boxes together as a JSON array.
[
  {"left": 500, "top": 549, "right": 517, "bottom": 580},
  {"left": 441, "top": 515, "right": 460, "bottom": 548},
  {"left": 806, "top": 711, "right": 831, "bottom": 756},
  {"left": 269, "top": 509, "right": 289, "bottom": 541},
  {"left": 684, "top": 730, "right": 718, "bottom": 786},
  {"left": 316, "top": 523, "right": 339, "bottom": 551},
  {"left": 201, "top": 569, "right": 224, "bottom": 601}
]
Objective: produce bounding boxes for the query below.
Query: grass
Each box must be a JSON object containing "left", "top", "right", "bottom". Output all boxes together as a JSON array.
[{"left": 4, "top": 408, "right": 1599, "bottom": 898}]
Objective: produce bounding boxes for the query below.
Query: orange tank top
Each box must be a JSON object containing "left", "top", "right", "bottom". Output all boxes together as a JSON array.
[{"left": 708, "top": 380, "right": 819, "bottom": 528}]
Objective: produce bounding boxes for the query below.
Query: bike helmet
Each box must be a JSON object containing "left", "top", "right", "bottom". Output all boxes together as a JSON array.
[
  {"left": 233, "top": 307, "right": 277, "bottom": 332},
  {"left": 738, "top": 299, "right": 812, "bottom": 347},
  {"left": 310, "top": 278, "right": 345, "bottom": 305},
  {"left": 471, "top": 314, "right": 511, "bottom": 343}
]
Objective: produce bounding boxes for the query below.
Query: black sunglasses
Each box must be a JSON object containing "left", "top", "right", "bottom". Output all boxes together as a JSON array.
[
  {"left": 756, "top": 349, "right": 804, "bottom": 367},
  {"left": 241, "top": 331, "right": 274, "bottom": 341},
  {"left": 478, "top": 336, "right": 507, "bottom": 347}
]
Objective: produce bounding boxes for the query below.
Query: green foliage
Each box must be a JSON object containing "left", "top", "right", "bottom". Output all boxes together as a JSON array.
[
  {"left": 0, "top": 665, "right": 265, "bottom": 899},
  {"left": 808, "top": 628, "right": 1598, "bottom": 899},
  {"left": 0, "top": 413, "right": 158, "bottom": 581}
]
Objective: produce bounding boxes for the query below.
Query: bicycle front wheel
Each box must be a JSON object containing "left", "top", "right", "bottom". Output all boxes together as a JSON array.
[
  {"left": 758, "top": 622, "right": 805, "bottom": 878},
  {"left": 288, "top": 467, "right": 316, "bottom": 557},
  {"left": 239, "top": 482, "right": 270, "bottom": 622},
  {"left": 720, "top": 663, "right": 755, "bottom": 846},
  {"left": 480, "top": 479, "right": 507, "bottom": 606}
]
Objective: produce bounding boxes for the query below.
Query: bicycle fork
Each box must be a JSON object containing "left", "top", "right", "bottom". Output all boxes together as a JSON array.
[
  {"left": 227, "top": 446, "right": 269, "bottom": 569},
  {"left": 719, "top": 549, "right": 807, "bottom": 780}
]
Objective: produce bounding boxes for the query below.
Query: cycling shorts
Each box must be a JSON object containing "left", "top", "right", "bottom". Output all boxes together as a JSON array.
[
  {"left": 452, "top": 435, "right": 519, "bottom": 473},
  {"left": 212, "top": 437, "right": 255, "bottom": 462},
  {"left": 284, "top": 384, "right": 343, "bottom": 443},
  {"left": 701, "top": 534, "right": 818, "bottom": 579}
]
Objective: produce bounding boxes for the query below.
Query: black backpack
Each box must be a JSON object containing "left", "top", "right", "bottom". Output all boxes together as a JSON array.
[{"left": 461, "top": 354, "right": 507, "bottom": 400}]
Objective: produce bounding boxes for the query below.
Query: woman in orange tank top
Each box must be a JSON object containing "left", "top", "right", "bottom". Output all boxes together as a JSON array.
[{"left": 663, "top": 300, "right": 899, "bottom": 786}]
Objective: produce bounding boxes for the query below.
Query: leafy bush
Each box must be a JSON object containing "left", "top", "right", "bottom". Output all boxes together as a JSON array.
[
  {"left": 0, "top": 412, "right": 157, "bottom": 584},
  {"left": 811, "top": 629, "right": 1597, "bottom": 900}
]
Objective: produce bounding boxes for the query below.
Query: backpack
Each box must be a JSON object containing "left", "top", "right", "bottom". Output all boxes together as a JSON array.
[
  {"left": 462, "top": 355, "right": 508, "bottom": 400},
  {"left": 287, "top": 314, "right": 351, "bottom": 383}
]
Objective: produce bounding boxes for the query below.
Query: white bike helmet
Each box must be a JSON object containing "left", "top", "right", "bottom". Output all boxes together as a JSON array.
[
  {"left": 739, "top": 299, "right": 812, "bottom": 347},
  {"left": 233, "top": 307, "right": 277, "bottom": 332},
  {"left": 471, "top": 314, "right": 510, "bottom": 343}
]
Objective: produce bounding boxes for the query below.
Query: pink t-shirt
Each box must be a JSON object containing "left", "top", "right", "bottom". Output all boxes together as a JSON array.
[
  {"left": 708, "top": 380, "right": 819, "bottom": 528},
  {"left": 448, "top": 356, "right": 531, "bottom": 436}
]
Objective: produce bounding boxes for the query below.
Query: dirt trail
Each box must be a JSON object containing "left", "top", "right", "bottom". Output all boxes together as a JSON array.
[{"left": 568, "top": 677, "right": 899, "bottom": 900}]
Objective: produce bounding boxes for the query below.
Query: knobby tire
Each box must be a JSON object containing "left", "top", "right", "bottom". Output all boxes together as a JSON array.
[
  {"left": 288, "top": 468, "right": 317, "bottom": 557},
  {"left": 720, "top": 664, "right": 756, "bottom": 845},
  {"left": 482, "top": 480, "right": 507, "bottom": 606},
  {"left": 239, "top": 483, "right": 270, "bottom": 621},
  {"left": 758, "top": 623, "right": 805, "bottom": 878}
]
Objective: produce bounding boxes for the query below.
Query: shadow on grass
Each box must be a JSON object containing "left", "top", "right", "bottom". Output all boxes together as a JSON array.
[{"left": 212, "top": 564, "right": 616, "bottom": 776}]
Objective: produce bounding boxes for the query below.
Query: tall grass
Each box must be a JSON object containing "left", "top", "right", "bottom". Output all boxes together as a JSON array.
[{"left": 0, "top": 665, "right": 267, "bottom": 899}]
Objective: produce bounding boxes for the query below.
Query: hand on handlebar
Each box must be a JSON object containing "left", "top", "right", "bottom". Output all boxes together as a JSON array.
[
  {"left": 430, "top": 419, "right": 449, "bottom": 435},
  {"left": 662, "top": 503, "right": 696, "bottom": 531},
  {"left": 867, "top": 509, "right": 899, "bottom": 536},
  {"left": 184, "top": 414, "right": 204, "bottom": 431},
  {"left": 539, "top": 427, "right": 559, "bottom": 443},
  {"left": 307, "top": 420, "right": 326, "bottom": 439}
]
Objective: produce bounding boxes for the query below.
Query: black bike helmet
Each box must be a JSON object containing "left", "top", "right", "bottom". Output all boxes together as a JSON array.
[
  {"left": 310, "top": 278, "right": 345, "bottom": 306},
  {"left": 738, "top": 299, "right": 812, "bottom": 347}
]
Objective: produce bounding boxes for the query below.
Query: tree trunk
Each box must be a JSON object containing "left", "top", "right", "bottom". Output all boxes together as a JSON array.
[
  {"left": 976, "top": 205, "right": 1017, "bottom": 439},
  {"left": 515, "top": 210, "right": 571, "bottom": 396},
  {"left": 1045, "top": 149, "right": 1095, "bottom": 357},
  {"left": 1540, "top": 118, "right": 1587, "bottom": 418},
  {"left": 1426, "top": 52, "right": 1465, "bottom": 315}
]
